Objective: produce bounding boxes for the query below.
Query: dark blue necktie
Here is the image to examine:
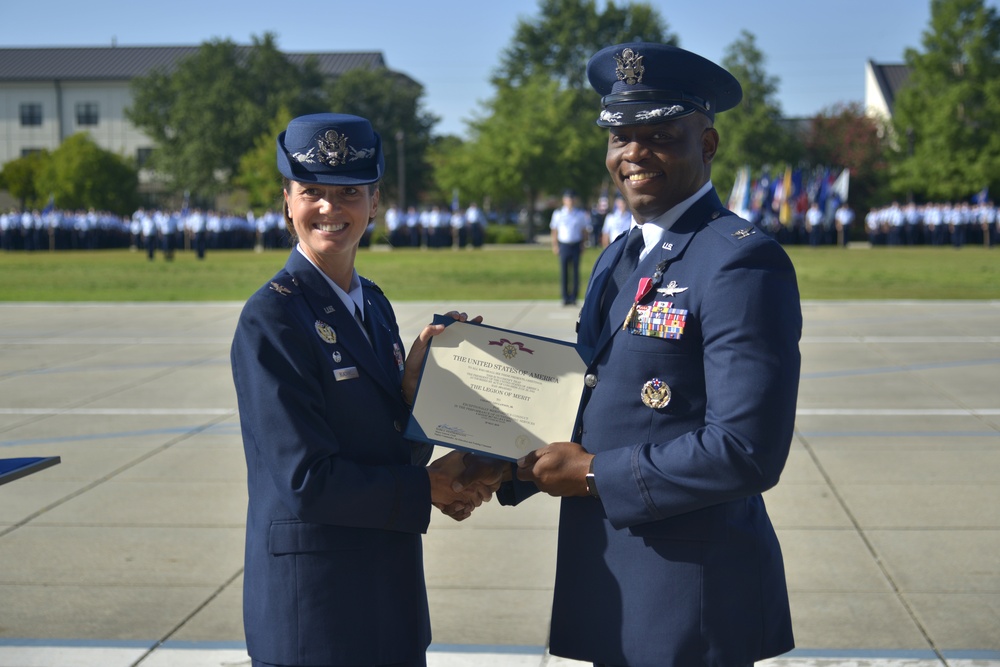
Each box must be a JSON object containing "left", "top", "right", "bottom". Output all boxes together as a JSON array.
[{"left": 600, "top": 226, "right": 644, "bottom": 322}]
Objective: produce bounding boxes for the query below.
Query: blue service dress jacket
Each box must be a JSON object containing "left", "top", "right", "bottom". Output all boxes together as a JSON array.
[
  {"left": 231, "top": 250, "right": 434, "bottom": 666},
  {"left": 500, "top": 190, "right": 801, "bottom": 667}
]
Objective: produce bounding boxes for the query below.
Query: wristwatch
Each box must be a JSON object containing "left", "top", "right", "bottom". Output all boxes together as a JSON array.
[{"left": 585, "top": 457, "right": 599, "bottom": 497}]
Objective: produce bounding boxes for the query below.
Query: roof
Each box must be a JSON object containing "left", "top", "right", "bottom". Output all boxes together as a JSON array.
[
  {"left": 868, "top": 61, "right": 911, "bottom": 111},
  {"left": 0, "top": 46, "right": 387, "bottom": 82}
]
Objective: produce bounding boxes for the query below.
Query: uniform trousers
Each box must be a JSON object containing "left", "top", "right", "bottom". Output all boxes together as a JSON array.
[{"left": 252, "top": 658, "right": 426, "bottom": 667}]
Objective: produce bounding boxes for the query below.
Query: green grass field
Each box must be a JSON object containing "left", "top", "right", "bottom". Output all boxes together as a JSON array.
[{"left": 0, "top": 244, "right": 997, "bottom": 301}]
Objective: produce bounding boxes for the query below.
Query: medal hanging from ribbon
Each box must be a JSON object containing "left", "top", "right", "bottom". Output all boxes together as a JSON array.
[{"left": 622, "top": 276, "right": 653, "bottom": 330}]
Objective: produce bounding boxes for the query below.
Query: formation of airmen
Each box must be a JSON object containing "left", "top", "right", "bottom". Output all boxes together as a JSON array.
[
  {"left": 383, "top": 202, "right": 486, "bottom": 249},
  {"left": 5, "top": 198, "right": 998, "bottom": 254},
  {"left": 0, "top": 207, "right": 287, "bottom": 256},
  {"left": 864, "top": 200, "right": 998, "bottom": 247}
]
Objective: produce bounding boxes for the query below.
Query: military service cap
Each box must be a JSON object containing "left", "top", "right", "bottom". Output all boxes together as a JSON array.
[
  {"left": 587, "top": 42, "right": 742, "bottom": 127},
  {"left": 277, "top": 113, "right": 384, "bottom": 185}
]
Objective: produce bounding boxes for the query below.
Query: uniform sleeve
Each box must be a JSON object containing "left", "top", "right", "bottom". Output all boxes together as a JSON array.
[
  {"left": 596, "top": 240, "right": 802, "bottom": 530},
  {"left": 232, "top": 294, "right": 432, "bottom": 534}
]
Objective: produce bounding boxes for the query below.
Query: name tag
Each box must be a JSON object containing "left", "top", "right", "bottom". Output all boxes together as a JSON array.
[{"left": 334, "top": 366, "right": 360, "bottom": 381}]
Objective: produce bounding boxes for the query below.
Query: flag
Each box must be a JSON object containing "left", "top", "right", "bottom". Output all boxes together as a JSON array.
[
  {"left": 727, "top": 165, "right": 751, "bottom": 219},
  {"left": 41, "top": 194, "right": 55, "bottom": 215},
  {"left": 831, "top": 168, "right": 850, "bottom": 203},
  {"left": 973, "top": 186, "right": 988, "bottom": 204},
  {"left": 778, "top": 166, "right": 794, "bottom": 226}
]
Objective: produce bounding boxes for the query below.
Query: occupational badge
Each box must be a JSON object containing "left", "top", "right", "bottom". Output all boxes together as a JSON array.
[
  {"left": 332, "top": 351, "right": 342, "bottom": 363},
  {"left": 314, "top": 320, "right": 337, "bottom": 344},
  {"left": 656, "top": 280, "right": 688, "bottom": 297},
  {"left": 614, "top": 47, "right": 644, "bottom": 85},
  {"left": 640, "top": 378, "right": 671, "bottom": 409}
]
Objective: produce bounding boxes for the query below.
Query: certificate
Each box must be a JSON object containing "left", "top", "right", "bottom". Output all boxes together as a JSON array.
[{"left": 405, "top": 317, "right": 590, "bottom": 461}]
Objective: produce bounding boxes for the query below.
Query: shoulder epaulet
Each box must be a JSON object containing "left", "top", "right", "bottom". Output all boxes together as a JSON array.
[{"left": 359, "top": 275, "right": 385, "bottom": 296}]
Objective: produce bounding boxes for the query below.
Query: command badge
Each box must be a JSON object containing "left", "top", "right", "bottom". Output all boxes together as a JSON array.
[
  {"left": 314, "top": 320, "right": 337, "bottom": 344},
  {"left": 640, "top": 378, "right": 671, "bottom": 409}
]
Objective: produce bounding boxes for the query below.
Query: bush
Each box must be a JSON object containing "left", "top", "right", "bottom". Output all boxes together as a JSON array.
[{"left": 485, "top": 224, "right": 526, "bottom": 244}]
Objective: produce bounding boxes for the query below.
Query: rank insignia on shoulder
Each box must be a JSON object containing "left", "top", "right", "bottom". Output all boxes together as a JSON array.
[
  {"left": 732, "top": 225, "right": 756, "bottom": 240},
  {"left": 269, "top": 281, "right": 292, "bottom": 296},
  {"left": 314, "top": 320, "right": 337, "bottom": 344}
]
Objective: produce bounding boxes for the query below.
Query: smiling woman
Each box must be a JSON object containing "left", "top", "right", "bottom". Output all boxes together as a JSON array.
[
  {"left": 229, "top": 112, "right": 501, "bottom": 667},
  {"left": 282, "top": 179, "right": 379, "bottom": 289}
]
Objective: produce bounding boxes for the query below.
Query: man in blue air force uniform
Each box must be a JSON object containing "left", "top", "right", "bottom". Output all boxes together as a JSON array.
[{"left": 500, "top": 43, "right": 802, "bottom": 667}]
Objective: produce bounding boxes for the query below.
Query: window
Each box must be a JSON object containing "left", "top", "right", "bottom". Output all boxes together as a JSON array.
[
  {"left": 136, "top": 147, "right": 153, "bottom": 168},
  {"left": 20, "top": 103, "right": 42, "bottom": 126},
  {"left": 21, "top": 148, "right": 43, "bottom": 157},
  {"left": 76, "top": 102, "right": 99, "bottom": 126}
]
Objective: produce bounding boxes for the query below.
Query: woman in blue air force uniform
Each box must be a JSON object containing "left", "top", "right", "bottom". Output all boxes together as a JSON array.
[{"left": 231, "top": 113, "right": 485, "bottom": 667}]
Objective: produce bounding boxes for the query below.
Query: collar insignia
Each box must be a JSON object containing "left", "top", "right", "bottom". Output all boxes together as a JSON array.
[{"left": 614, "top": 48, "right": 644, "bottom": 85}]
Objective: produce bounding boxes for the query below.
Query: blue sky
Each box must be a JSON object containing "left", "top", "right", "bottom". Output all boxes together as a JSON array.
[{"left": 1, "top": 0, "right": 985, "bottom": 137}]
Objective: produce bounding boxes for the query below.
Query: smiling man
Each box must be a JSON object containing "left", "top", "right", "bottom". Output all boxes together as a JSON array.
[{"left": 508, "top": 43, "right": 804, "bottom": 666}]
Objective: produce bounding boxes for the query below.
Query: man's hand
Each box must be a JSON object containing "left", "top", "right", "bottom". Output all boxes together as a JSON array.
[{"left": 517, "top": 441, "right": 594, "bottom": 497}]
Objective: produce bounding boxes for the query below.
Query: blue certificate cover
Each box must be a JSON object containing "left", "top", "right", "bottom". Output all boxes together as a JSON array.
[{"left": 0, "top": 456, "right": 61, "bottom": 486}]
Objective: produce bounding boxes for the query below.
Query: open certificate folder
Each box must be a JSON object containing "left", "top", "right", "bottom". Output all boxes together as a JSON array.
[{"left": 405, "top": 317, "right": 590, "bottom": 461}]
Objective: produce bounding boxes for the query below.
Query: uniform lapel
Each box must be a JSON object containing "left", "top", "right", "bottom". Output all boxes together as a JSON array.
[
  {"left": 586, "top": 190, "right": 729, "bottom": 359},
  {"left": 284, "top": 252, "right": 401, "bottom": 401}
]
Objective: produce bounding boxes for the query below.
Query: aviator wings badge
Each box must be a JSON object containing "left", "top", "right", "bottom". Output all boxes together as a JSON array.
[{"left": 656, "top": 280, "right": 689, "bottom": 297}]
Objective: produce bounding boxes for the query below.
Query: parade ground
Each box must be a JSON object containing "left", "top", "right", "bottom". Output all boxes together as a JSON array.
[{"left": 0, "top": 300, "right": 998, "bottom": 667}]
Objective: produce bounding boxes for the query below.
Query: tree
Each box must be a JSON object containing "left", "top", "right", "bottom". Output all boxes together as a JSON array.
[
  {"left": 325, "top": 68, "right": 438, "bottom": 207},
  {"left": 0, "top": 150, "right": 49, "bottom": 209},
  {"left": 127, "top": 33, "right": 324, "bottom": 200},
  {"left": 235, "top": 107, "right": 295, "bottom": 215},
  {"left": 433, "top": 75, "right": 612, "bottom": 238},
  {"left": 35, "top": 133, "right": 139, "bottom": 215},
  {"left": 711, "top": 30, "right": 802, "bottom": 200},
  {"left": 804, "top": 102, "right": 890, "bottom": 213},
  {"left": 890, "top": 0, "right": 1000, "bottom": 201},
  {"left": 435, "top": 0, "right": 673, "bottom": 227},
  {"left": 495, "top": 0, "right": 672, "bottom": 90}
]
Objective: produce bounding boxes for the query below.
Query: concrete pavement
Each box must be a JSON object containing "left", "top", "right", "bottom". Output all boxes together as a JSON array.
[{"left": 0, "top": 300, "right": 998, "bottom": 667}]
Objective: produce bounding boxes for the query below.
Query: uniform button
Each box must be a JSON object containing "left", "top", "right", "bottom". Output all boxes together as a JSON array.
[
  {"left": 393, "top": 420, "right": 403, "bottom": 432},
  {"left": 584, "top": 373, "right": 598, "bottom": 388}
]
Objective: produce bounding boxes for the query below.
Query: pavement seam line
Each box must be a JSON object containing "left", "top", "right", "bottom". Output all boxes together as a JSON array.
[{"left": 792, "top": 427, "right": 948, "bottom": 665}]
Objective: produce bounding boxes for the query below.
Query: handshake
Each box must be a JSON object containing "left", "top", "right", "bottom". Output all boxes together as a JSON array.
[
  {"left": 425, "top": 440, "right": 597, "bottom": 520},
  {"left": 426, "top": 450, "right": 510, "bottom": 521}
]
